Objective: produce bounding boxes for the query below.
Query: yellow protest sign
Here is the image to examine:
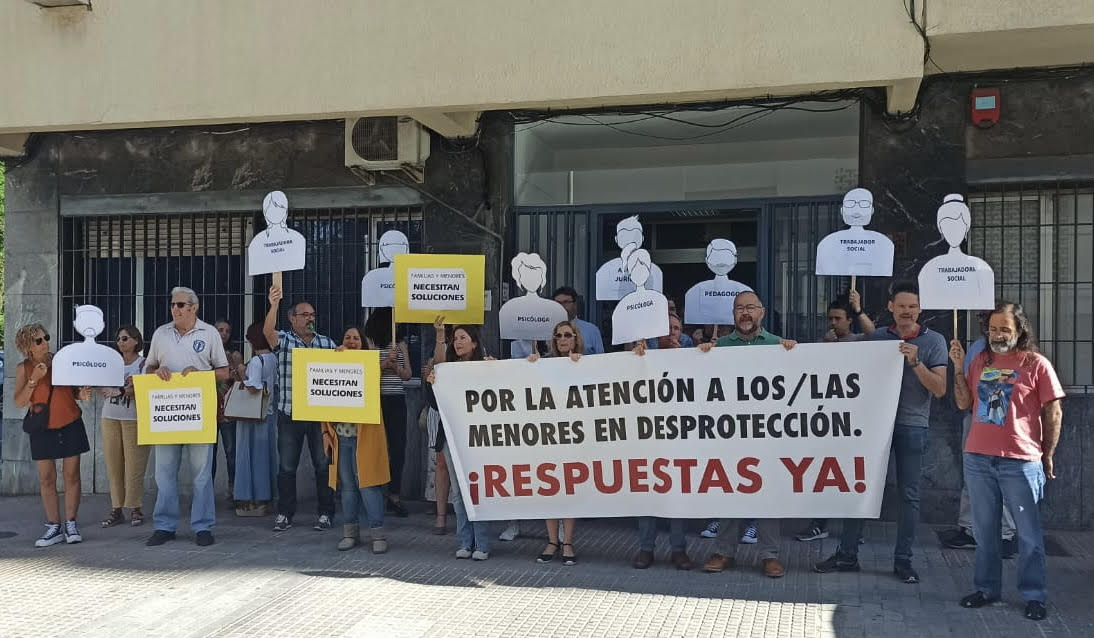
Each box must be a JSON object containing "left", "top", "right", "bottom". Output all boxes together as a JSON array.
[
  {"left": 134, "top": 371, "right": 218, "bottom": 445},
  {"left": 394, "top": 253, "right": 485, "bottom": 324},
  {"left": 291, "top": 348, "right": 381, "bottom": 424}
]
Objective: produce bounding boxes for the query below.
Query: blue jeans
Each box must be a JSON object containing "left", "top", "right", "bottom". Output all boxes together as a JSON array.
[
  {"left": 637, "top": 517, "right": 687, "bottom": 552},
  {"left": 234, "top": 412, "right": 276, "bottom": 501},
  {"left": 276, "top": 411, "right": 335, "bottom": 519},
  {"left": 153, "top": 443, "right": 215, "bottom": 533},
  {"left": 442, "top": 442, "right": 491, "bottom": 553},
  {"left": 964, "top": 452, "right": 1047, "bottom": 602},
  {"left": 839, "top": 424, "right": 927, "bottom": 564},
  {"left": 337, "top": 435, "right": 385, "bottom": 529},
  {"left": 212, "top": 420, "right": 236, "bottom": 484}
]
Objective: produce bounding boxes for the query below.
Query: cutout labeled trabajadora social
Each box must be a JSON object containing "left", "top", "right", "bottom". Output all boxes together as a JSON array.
[
  {"left": 684, "top": 239, "right": 752, "bottom": 326},
  {"left": 611, "top": 245, "right": 669, "bottom": 345},
  {"left": 918, "top": 194, "right": 995, "bottom": 311},
  {"left": 499, "top": 252, "right": 568, "bottom": 341},
  {"left": 596, "top": 216, "right": 663, "bottom": 300},
  {"left": 361, "top": 229, "right": 410, "bottom": 308},
  {"left": 52, "top": 305, "right": 125, "bottom": 387}
]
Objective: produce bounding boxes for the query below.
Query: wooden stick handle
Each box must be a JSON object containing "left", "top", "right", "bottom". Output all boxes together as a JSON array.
[
  {"left": 953, "top": 309, "right": 959, "bottom": 341},
  {"left": 272, "top": 272, "right": 282, "bottom": 288},
  {"left": 850, "top": 275, "right": 857, "bottom": 292}
]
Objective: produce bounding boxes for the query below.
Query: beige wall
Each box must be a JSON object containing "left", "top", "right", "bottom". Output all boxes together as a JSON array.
[{"left": 0, "top": 0, "right": 1090, "bottom": 138}]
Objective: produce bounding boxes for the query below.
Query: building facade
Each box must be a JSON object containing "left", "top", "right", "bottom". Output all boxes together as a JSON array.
[{"left": 2, "top": 1, "right": 1092, "bottom": 528}]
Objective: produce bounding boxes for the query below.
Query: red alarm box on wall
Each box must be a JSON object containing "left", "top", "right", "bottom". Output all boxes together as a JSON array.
[{"left": 970, "top": 88, "right": 1001, "bottom": 127}]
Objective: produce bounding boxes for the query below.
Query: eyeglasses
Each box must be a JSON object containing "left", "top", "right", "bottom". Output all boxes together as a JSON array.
[
  {"left": 554, "top": 332, "right": 576, "bottom": 339},
  {"left": 734, "top": 304, "right": 764, "bottom": 313},
  {"left": 35, "top": 334, "right": 51, "bottom": 345},
  {"left": 171, "top": 302, "right": 193, "bottom": 309},
  {"left": 843, "top": 200, "right": 872, "bottom": 209},
  {"left": 294, "top": 312, "right": 317, "bottom": 319},
  {"left": 117, "top": 336, "right": 131, "bottom": 342}
]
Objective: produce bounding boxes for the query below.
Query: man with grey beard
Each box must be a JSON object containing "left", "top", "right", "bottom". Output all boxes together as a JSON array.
[{"left": 950, "top": 301, "right": 1064, "bottom": 622}]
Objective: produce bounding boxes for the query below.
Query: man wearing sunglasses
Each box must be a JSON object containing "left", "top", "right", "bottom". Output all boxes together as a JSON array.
[
  {"left": 144, "top": 287, "right": 229, "bottom": 548},
  {"left": 263, "top": 284, "right": 338, "bottom": 533}
]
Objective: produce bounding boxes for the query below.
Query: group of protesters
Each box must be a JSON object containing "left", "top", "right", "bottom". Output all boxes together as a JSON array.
[{"left": 14, "top": 275, "right": 1063, "bottom": 622}]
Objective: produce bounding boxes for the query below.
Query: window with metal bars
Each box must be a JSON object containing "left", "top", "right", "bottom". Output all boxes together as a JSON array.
[
  {"left": 59, "top": 205, "right": 426, "bottom": 374},
  {"left": 968, "top": 184, "right": 1093, "bottom": 391}
]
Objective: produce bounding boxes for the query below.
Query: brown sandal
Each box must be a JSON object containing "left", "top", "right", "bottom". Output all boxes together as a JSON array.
[
  {"left": 130, "top": 508, "right": 145, "bottom": 526},
  {"left": 101, "top": 508, "right": 124, "bottom": 528}
]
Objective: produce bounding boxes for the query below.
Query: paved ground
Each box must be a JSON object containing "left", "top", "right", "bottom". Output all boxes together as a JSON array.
[{"left": 0, "top": 493, "right": 1092, "bottom": 638}]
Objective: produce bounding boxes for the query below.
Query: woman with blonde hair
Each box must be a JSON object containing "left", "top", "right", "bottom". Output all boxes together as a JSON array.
[
  {"left": 13, "top": 323, "right": 92, "bottom": 547},
  {"left": 527, "top": 320, "right": 584, "bottom": 565}
]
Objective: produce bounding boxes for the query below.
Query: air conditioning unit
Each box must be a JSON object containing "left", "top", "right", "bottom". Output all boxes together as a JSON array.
[{"left": 345, "top": 116, "right": 431, "bottom": 182}]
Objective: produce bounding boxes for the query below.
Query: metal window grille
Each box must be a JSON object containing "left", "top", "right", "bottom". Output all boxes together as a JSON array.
[
  {"left": 59, "top": 205, "right": 426, "bottom": 373},
  {"left": 968, "top": 183, "right": 1094, "bottom": 392},
  {"left": 768, "top": 199, "right": 845, "bottom": 341}
]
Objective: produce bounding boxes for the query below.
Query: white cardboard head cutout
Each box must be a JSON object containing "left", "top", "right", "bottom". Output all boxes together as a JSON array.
[
  {"left": 918, "top": 193, "right": 995, "bottom": 310},
  {"left": 248, "top": 190, "right": 307, "bottom": 276},
  {"left": 378, "top": 230, "right": 410, "bottom": 264},
  {"left": 841, "top": 187, "right": 875, "bottom": 227},
  {"left": 611, "top": 246, "right": 669, "bottom": 345},
  {"left": 937, "top": 193, "right": 971, "bottom": 248},
  {"left": 596, "top": 215, "right": 664, "bottom": 300},
  {"left": 498, "top": 252, "right": 567, "bottom": 340},
  {"left": 50, "top": 304, "right": 125, "bottom": 386},
  {"left": 615, "top": 215, "right": 644, "bottom": 251},
  {"left": 706, "top": 239, "right": 738, "bottom": 276},
  {"left": 684, "top": 238, "right": 752, "bottom": 325},
  {"left": 814, "top": 187, "right": 894, "bottom": 277}
]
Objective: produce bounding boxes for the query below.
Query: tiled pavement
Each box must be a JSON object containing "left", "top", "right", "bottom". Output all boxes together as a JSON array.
[{"left": 0, "top": 494, "right": 1092, "bottom": 637}]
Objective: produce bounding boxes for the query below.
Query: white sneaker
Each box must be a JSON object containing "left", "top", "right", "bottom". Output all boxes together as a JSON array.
[
  {"left": 35, "top": 523, "right": 65, "bottom": 548},
  {"left": 700, "top": 520, "right": 720, "bottom": 539},
  {"left": 472, "top": 550, "right": 490, "bottom": 561},
  {"left": 64, "top": 520, "right": 82, "bottom": 544},
  {"left": 498, "top": 521, "right": 519, "bottom": 541},
  {"left": 313, "top": 514, "right": 332, "bottom": 531},
  {"left": 739, "top": 524, "right": 758, "bottom": 544},
  {"left": 273, "top": 514, "right": 292, "bottom": 532},
  {"left": 455, "top": 548, "right": 473, "bottom": 559}
]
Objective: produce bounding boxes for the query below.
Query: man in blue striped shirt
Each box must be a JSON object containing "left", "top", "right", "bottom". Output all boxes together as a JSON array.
[{"left": 263, "top": 284, "right": 338, "bottom": 533}]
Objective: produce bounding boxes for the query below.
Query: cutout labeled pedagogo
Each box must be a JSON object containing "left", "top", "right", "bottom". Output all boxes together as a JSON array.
[
  {"left": 815, "top": 188, "right": 895, "bottom": 277},
  {"left": 611, "top": 245, "right": 669, "bottom": 345},
  {"left": 918, "top": 194, "right": 995, "bottom": 310},
  {"left": 51, "top": 305, "right": 125, "bottom": 387},
  {"left": 684, "top": 239, "right": 753, "bottom": 325},
  {"left": 247, "top": 191, "right": 307, "bottom": 276},
  {"left": 595, "top": 215, "right": 663, "bottom": 300},
  {"left": 361, "top": 229, "right": 410, "bottom": 308},
  {"left": 499, "top": 252, "right": 568, "bottom": 341}
]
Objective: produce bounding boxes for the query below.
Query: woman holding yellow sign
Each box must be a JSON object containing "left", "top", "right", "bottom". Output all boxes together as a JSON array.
[{"left": 321, "top": 325, "right": 392, "bottom": 553}]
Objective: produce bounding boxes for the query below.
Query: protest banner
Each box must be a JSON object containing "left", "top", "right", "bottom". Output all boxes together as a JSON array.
[
  {"left": 431, "top": 342, "right": 903, "bottom": 521},
  {"left": 394, "top": 253, "right": 485, "bottom": 324},
  {"left": 291, "top": 348, "right": 381, "bottom": 424},
  {"left": 134, "top": 371, "right": 218, "bottom": 445}
]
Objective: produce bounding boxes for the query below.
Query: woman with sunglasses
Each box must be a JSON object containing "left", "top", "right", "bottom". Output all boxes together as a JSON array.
[
  {"left": 527, "top": 320, "right": 585, "bottom": 565},
  {"left": 98, "top": 326, "right": 150, "bottom": 528},
  {"left": 425, "top": 317, "right": 496, "bottom": 560},
  {"left": 321, "top": 325, "right": 392, "bottom": 553},
  {"left": 13, "top": 323, "right": 92, "bottom": 547}
]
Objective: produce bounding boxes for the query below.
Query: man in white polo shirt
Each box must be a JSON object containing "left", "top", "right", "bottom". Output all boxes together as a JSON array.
[{"left": 144, "top": 287, "right": 229, "bottom": 547}]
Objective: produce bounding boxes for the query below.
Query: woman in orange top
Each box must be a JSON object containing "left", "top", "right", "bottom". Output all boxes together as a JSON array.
[{"left": 13, "top": 323, "right": 92, "bottom": 548}]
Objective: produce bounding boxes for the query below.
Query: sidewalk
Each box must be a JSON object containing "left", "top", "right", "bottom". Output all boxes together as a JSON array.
[{"left": 0, "top": 493, "right": 1091, "bottom": 638}]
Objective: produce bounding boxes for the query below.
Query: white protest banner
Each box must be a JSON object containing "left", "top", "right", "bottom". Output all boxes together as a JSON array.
[
  {"left": 918, "top": 194, "right": 995, "bottom": 310},
  {"left": 432, "top": 342, "right": 903, "bottom": 521},
  {"left": 815, "top": 188, "right": 895, "bottom": 277},
  {"left": 52, "top": 305, "right": 124, "bottom": 386}
]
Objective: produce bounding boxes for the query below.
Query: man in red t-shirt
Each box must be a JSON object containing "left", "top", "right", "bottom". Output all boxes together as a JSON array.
[{"left": 950, "top": 301, "right": 1064, "bottom": 622}]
